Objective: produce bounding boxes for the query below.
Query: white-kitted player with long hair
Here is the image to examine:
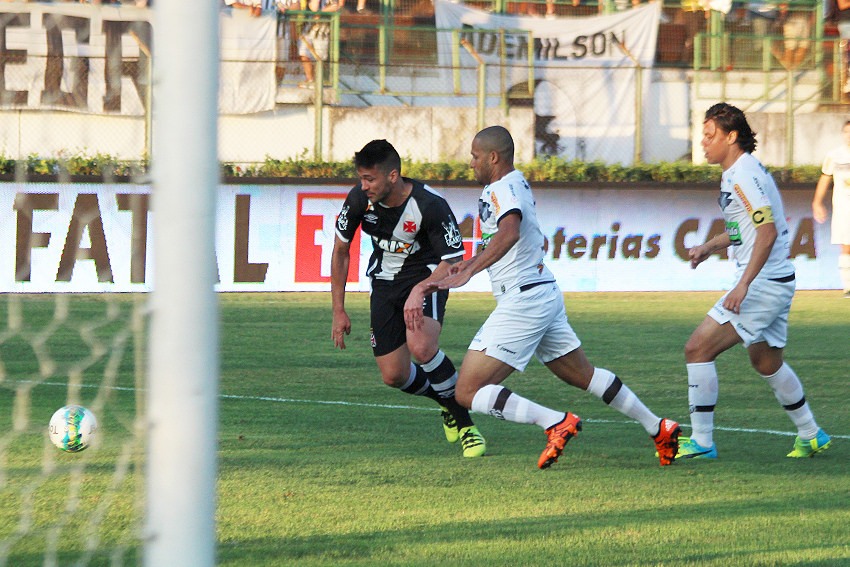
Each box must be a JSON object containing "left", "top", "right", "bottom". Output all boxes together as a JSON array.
[{"left": 678, "top": 102, "right": 831, "bottom": 460}]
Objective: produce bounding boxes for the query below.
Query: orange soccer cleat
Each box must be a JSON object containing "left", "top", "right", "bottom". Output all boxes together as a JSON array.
[
  {"left": 652, "top": 418, "right": 681, "bottom": 466},
  {"left": 538, "top": 412, "right": 582, "bottom": 469}
]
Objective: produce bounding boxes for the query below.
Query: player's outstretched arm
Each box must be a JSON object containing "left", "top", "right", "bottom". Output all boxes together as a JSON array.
[
  {"left": 435, "top": 212, "right": 521, "bottom": 290},
  {"left": 404, "top": 258, "right": 460, "bottom": 332},
  {"left": 689, "top": 232, "right": 732, "bottom": 270},
  {"left": 330, "top": 236, "right": 352, "bottom": 349}
]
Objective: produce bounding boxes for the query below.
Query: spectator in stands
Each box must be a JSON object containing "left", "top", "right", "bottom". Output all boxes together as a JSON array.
[
  {"left": 773, "top": 2, "right": 813, "bottom": 68},
  {"left": 828, "top": 0, "right": 850, "bottom": 39},
  {"left": 742, "top": 1, "right": 778, "bottom": 66},
  {"left": 225, "top": 0, "right": 263, "bottom": 16},
  {"left": 291, "top": 0, "right": 344, "bottom": 88},
  {"left": 277, "top": 0, "right": 303, "bottom": 86},
  {"left": 674, "top": 0, "right": 709, "bottom": 63},
  {"left": 747, "top": 0, "right": 778, "bottom": 38},
  {"left": 826, "top": 0, "right": 850, "bottom": 93},
  {"left": 571, "top": 0, "right": 639, "bottom": 15}
]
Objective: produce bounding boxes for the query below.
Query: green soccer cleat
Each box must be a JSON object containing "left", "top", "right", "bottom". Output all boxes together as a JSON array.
[
  {"left": 459, "top": 426, "right": 486, "bottom": 458},
  {"left": 675, "top": 436, "right": 717, "bottom": 459},
  {"left": 440, "top": 407, "right": 460, "bottom": 443},
  {"left": 787, "top": 429, "right": 831, "bottom": 458}
]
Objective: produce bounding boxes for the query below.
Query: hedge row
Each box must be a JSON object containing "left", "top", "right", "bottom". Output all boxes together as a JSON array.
[{"left": 1, "top": 154, "right": 823, "bottom": 184}]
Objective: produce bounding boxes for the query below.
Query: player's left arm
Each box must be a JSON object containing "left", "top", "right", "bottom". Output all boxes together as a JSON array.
[{"left": 723, "top": 214, "right": 777, "bottom": 314}]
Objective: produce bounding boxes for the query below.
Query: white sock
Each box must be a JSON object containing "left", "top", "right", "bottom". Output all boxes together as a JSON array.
[
  {"left": 839, "top": 253, "right": 850, "bottom": 293},
  {"left": 761, "top": 362, "right": 819, "bottom": 440},
  {"left": 470, "top": 384, "right": 565, "bottom": 430},
  {"left": 586, "top": 367, "right": 660, "bottom": 435},
  {"left": 687, "top": 362, "right": 718, "bottom": 448}
]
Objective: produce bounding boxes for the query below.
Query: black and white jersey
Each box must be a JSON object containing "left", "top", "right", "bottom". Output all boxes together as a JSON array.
[{"left": 335, "top": 178, "right": 465, "bottom": 283}]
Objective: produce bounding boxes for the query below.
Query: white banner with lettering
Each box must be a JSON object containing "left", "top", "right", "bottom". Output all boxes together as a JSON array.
[
  {"left": 0, "top": 183, "right": 839, "bottom": 293},
  {"left": 435, "top": 0, "right": 660, "bottom": 164},
  {"left": 0, "top": 4, "right": 275, "bottom": 116}
]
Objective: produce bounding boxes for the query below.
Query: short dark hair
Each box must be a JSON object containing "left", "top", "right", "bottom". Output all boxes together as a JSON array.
[
  {"left": 474, "top": 125, "right": 515, "bottom": 163},
  {"left": 704, "top": 103, "right": 757, "bottom": 154},
  {"left": 353, "top": 139, "right": 402, "bottom": 175}
]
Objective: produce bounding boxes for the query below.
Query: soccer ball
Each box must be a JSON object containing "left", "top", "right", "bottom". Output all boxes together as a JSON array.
[{"left": 48, "top": 405, "right": 98, "bottom": 453}]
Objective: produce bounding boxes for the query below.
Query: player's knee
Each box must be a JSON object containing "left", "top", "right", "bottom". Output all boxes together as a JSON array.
[
  {"left": 408, "top": 343, "right": 437, "bottom": 365},
  {"left": 381, "top": 371, "right": 406, "bottom": 389},
  {"left": 750, "top": 354, "right": 782, "bottom": 376},
  {"left": 454, "top": 381, "right": 476, "bottom": 408},
  {"left": 683, "top": 337, "right": 705, "bottom": 363}
]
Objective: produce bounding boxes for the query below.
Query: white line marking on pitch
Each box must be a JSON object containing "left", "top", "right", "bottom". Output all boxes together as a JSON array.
[
  {"left": 13, "top": 380, "right": 848, "bottom": 440},
  {"left": 219, "top": 393, "right": 849, "bottom": 440}
]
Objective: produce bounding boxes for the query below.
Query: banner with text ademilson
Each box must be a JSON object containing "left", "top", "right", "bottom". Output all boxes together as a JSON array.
[
  {"left": 0, "top": 183, "right": 839, "bottom": 293},
  {"left": 434, "top": 0, "right": 661, "bottom": 164}
]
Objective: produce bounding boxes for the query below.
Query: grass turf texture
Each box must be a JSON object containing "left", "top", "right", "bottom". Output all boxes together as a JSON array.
[{"left": 0, "top": 291, "right": 848, "bottom": 566}]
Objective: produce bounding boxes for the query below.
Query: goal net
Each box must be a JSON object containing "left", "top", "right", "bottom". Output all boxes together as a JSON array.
[{"left": 0, "top": 1, "right": 220, "bottom": 565}]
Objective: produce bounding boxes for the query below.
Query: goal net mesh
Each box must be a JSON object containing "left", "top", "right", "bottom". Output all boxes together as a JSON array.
[{"left": 0, "top": 291, "right": 147, "bottom": 566}]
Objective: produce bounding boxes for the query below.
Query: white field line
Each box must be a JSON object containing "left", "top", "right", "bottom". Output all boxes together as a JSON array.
[{"left": 13, "top": 380, "right": 849, "bottom": 440}]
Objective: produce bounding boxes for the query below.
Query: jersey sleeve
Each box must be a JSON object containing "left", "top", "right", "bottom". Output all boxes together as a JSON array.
[
  {"left": 489, "top": 180, "right": 522, "bottom": 225},
  {"left": 335, "top": 186, "right": 365, "bottom": 243},
  {"left": 822, "top": 150, "right": 836, "bottom": 177},
  {"left": 424, "top": 197, "right": 465, "bottom": 261},
  {"left": 732, "top": 180, "right": 774, "bottom": 229}
]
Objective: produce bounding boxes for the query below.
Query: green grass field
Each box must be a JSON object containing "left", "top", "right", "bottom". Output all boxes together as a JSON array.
[{"left": 1, "top": 291, "right": 848, "bottom": 566}]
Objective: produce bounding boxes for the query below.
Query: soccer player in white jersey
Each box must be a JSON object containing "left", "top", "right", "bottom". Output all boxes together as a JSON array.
[
  {"left": 422, "top": 126, "right": 680, "bottom": 468},
  {"left": 677, "top": 102, "right": 831, "bottom": 459},
  {"left": 812, "top": 120, "right": 850, "bottom": 298},
  {"left": 331, "top": 140, "right": 486, "bottom": 458}
]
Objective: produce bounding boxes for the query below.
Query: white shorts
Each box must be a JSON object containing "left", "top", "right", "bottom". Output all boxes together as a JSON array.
[
  {"left": 469, "top": 282, "right": 581, "bottom": 371},
  {"left": 298, "top": 23, "right": 329, "bottom": 60},
  {"left": 708, "top": 276, "right": 795, "bottom": 348}
]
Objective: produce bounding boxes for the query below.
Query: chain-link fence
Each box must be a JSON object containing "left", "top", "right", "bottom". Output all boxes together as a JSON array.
[{"left": 0, "top": 0, "right": 844, "bottom": 168}]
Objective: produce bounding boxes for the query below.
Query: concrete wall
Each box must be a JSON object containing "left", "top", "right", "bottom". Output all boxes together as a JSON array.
[
  {"left": 0, "top": 71, "right": 847, "bottom": 166},
  {"left": 219, "top": 105, "right": 536, "bottom": 163},
  {"left": 690, "top": 110, "right": 850, "bottom": 167},
  {"left": 0, "top": 110, "right": 146, "bottom": 160}
]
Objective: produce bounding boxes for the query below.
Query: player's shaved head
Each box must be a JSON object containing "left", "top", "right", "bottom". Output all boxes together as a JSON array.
[{"left": 474, "top": 126, "right": 514, "bottom": 164}]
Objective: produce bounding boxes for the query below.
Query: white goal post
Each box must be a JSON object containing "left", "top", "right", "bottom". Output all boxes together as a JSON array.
[{"left": 146, "top": 1, "right": 220, "bottom": 566}]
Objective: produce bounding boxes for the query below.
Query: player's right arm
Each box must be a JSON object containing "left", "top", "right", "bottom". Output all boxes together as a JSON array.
[
  {"left": 330, "top": 235, "right": 352, "bottom": 349},
  {"left": 330, "top": 188, "right": 364, "bottom": 350},
  {"left": 812, "top": 173, "right": 832, "bottom": 224}
]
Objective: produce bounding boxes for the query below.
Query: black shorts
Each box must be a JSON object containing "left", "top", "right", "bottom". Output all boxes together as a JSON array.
[{"left": 369, "top": 279, "right": 449, "bottom": 357}]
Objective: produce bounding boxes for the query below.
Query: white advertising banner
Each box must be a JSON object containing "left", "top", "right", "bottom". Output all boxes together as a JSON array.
[
  {"left": 0, "top": 4, "right": 274, "bottom": 116},
  {"left": 435, "top": 0, "right": 661, "bottom": 68},
  {"left": 434, "top": 0, "right": 660, "bottom": 164},
  {"left": 0, "top": 183, "right": 839, "bottom": 293}
]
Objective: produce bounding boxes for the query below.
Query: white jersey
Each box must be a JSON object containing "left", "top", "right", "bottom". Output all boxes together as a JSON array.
[
  {"left": 477, "top": 169, "right": 555, "bottom": 296},
  {"left": 821, "top": 144, "right": 850, "bottom": 244},
  {"left": 822, "top": 144, "right": 850, "bottom": 190},
  {"left": 719, "top": 153, "right": 794, "bottom": 280}
]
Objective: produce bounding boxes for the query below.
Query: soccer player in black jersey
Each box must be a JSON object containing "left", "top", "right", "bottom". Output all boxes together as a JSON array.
[{"left": 330, "top": 139, "right": 486, "bottom": 457}]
